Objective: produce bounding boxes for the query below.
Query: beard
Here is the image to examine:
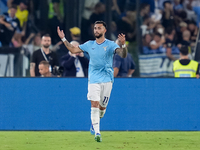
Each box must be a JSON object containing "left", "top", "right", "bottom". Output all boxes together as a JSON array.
[
  {"left": 43, "top": 44, "right": 50, "bottom": 48},
  {"left": 94, "top": 33, "right": 103, "bottom": 39}
]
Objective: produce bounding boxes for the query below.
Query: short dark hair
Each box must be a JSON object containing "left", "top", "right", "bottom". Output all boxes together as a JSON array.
[
  {"left": 94, "top": 21, "right": 107, "bottom": 29},
  {"left": 140, "top": 3, "right": 149, "bottom": 11},
  {"left": 165, "top": 27, "right": 174, "bottom": 35},
  {"left": 163, "top": 1, "right": 172, "bottom": 8},
  {"left": 154, "top": 32, "right": 162, "bottom": 38},
  {"left": 180, "top": 46, "right": 188, "bottom": 55},
  {"left": 10, "top": 5, "right": 17, "bottom": 10},
  {"left": 188, "top": 20, "right": 196, "bottom": 25},
  {"left": 95, "top": 2, "right": 104, "bottom": 9},
  {"left": 42, "top": 34, "right": 51, "bottom": 38},
  {"left": 39, "top": 61, "right": 50, "bottom": 67}
]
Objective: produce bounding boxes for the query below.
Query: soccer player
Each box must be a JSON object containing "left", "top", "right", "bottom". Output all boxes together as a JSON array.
[{"left": 57, "top": 21, "right": 127, "bottom": 142}]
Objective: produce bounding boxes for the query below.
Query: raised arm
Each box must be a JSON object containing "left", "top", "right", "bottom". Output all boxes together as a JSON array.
[
  {"left": 57, "top": 26, "right": 82, "bottom": 54},
  {"left": 115, "top": 33, "right": 127, "bottom": 58}
]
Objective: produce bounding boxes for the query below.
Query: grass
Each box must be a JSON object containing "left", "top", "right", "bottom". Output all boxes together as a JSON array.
[{"left": 0, "top": 131, "right": 200, "bottom": 150}]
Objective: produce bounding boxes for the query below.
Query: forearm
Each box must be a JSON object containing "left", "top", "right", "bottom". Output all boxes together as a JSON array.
[
  {"left": 167, "top": 53, "right": 176, "bottom": 61},
  {"left": 113, "top": 67, "right": 119, "bottom": 77},
  {"left": 150, "top": 45, "right": 159, "bottom": 50},
  {"left": 116, "top": 47, "right": 127, "bottom": 58},
  {"left": 62, "top": 39, "right": 81, "bottom": 54},
  {"left": 30, "top": 63, "right": 35, "bottom": 77},
  {"left": 30, "top": 69, "right": 35, "bottom": 77},
  {"left": 127, "top": 69, "right": 135, "bottom": 77},
  {"left": 2, "top": 21, "right": 14, "bottom": 31}
]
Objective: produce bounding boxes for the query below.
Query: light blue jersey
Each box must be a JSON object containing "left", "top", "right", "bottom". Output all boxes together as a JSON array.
[{"left": 79, "top": 39, "right": 120, "bottom": 84}]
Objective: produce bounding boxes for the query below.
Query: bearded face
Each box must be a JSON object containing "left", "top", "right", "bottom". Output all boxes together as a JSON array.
[
  {"left": 93, "top": 24, "right": 106, "bottom": 39},
  {"left": 41, "top": 36, "right": 51, "bottom": 48}
]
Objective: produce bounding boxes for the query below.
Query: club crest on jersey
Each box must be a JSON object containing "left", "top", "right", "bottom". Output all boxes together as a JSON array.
[{"left": 103, "top": 46, "right": 107, "bottom": 51}]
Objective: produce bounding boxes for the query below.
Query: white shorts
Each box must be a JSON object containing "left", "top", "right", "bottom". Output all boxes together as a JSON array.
[{"left": 87, "top": 82, "right": 113, "bottom": 107}]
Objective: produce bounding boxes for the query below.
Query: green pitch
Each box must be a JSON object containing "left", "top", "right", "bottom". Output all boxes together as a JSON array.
[{"left": 0, "top": 131, "right": 200, "bottom": 150}]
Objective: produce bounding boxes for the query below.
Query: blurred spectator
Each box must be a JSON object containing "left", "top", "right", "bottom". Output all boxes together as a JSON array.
[
  {"left": 188, "top": 20, "right": 198, "bottom": 43},
  {"left": 113, "top": 39, "right": 135, "bottom": 77},
  {"left": 0, "top": 0, "right": 8, "bottom": 15},
  {"left": 110, "top": 21, "right": 118, "bottom": 41},
  {"left": 179, "top": 30, "right": 191, "bottom": 47},
  {"left": 154, "top": 23, "right": 165, "bottom": 35},
  {"left": 15, "top": 0, "right": 29, "bottom": 36},
  {"left": 150, "top": 32, "right": 164, "bottom": 51},
  {"left": 140, "top": 0, "right": 155, "bottom": 13},
  {"left": 69, "top": 27, "right": 81, "bottom": 44},
  {"left": 112, "top": 0, "right": 121, "bottom": 17},
  {"left": 112, "top": 0, "right": 126, "bottom": 15},
  {"left": 0, "top": 5, "right": 20, "bottom": 46},
  {"left": 184, "top": 0, "right": 200, "bottom": 21},
  {"left": 82, "top": 0, "right": 99, "bottom": 21},
  {"left": 152, "top": 0, "right": 162, "bottom": 22},
  {"left": 117, "top": 10, "right": 136, "bottom": 42},
  {"left": 155, "top": 0, "right": 167, "bottom": 10},
  {"left": 164, "top": 27, "right": 179, "bottom": 60},
  {"left": 47, "top": 0, "right": 64, "bottom": 45},
  {"left": 176, "top": 21, "right": 188, "bottom": 44},
  {"left": 162, "top": 0, "right": 175, "bottom": 29},
  {"left": 173, "top": 0, "right": 183, "bottom": 12},
  {"left": 143, "top": 33, "right": 159, "bottom": 54},
  {"left": 30, "top": 34, "right": 59, "bottom": 77},
  {"left": 89, "top": 2, "right": 105, "bottom": 24},
  {"left": 7, "top": 0, "right": 21, "bottom": 7},
  {"left": 81, "top": 0, "right": 99, "bottom": 42},
  {"left": 48, "top": 0, "right": 64, "bottom": 44},
  {"left": 39, "top": 60, "right": 56, "bottom": 77},
  {"left": 48, "top": 0, "right": 64, "bottom": 23},
  {"left": 60, "top": 41, "right": 89, "bottom": 77},
  {"left": 173, "top": 45, "right": 199, "bottom": 78},
  {"left": 88, "top": 2, "right": 105, "bottom": 40},
  {"left": 23, "top": 33, "right": 41, "bottom": 55},
  {"left": 140, "top": 15, "right": 151, "bottom": 36},
  {"left": 193, "top": 6, "right": 200, "bottom": 27},
  {"left": 143, "top": 33, "right": 152, "bottom": 48},
  {"left": 139, "top": 3, "right": 150, "bottom": 25}
]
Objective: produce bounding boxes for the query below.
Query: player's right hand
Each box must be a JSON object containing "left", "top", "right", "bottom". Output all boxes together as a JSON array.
[{"left": 57, "top": 26, "right": 65, "bottom": 39}]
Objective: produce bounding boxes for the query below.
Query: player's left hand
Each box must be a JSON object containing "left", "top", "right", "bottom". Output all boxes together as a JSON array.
[{"left": 118, "top": 33, "right": 126, "bottom": 45}]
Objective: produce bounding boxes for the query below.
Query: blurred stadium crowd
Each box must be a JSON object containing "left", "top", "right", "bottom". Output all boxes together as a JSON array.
[
  {"left": 0, "top": 0, "right": 199, "bottom": 77},
  {"left": 140, "top": 0, "right": 200, "bottom": 60}
]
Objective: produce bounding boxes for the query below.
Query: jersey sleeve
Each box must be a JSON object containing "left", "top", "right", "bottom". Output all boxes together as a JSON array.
[
  {"left": 110, "top": 41, "right": 120, "bottom": 54},
  {"left": 79, "top": 41, "right": 90, "bottom": 53}
]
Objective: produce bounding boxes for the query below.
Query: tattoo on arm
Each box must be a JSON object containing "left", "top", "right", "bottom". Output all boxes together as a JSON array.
[
  {"left": 116, "top": 47, "right": 128, "bottom": 58},
  {"left": 30, "top": 63, "right": 35, "bottom": 70},
  {"left": 64, "top": 40, "right": 73, "bottom": 48},
  {"left": 63, "top": 40, "right": 82, "bottom": 53}
]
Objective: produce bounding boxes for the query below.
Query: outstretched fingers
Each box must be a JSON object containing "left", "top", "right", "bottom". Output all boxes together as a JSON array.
[
  {"left": 118, "top": 33, "right": 126, "bottom": 44},
  {"left": 57, "top": 26, "right": 65, "bottom": 39}
]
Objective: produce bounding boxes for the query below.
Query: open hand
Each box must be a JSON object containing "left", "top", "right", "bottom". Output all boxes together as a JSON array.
[
  {"left": 57, "top": 26, "right": 65, "bottom": 39},
  {"left": 118, "top": 33, "right": 126, "bottom": 45}
]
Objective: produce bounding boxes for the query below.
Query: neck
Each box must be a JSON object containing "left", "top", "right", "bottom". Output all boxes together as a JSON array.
[
  {"left": 44, "top": 72, "right": 51, "bottom": 77},
  {"left": 96, "top": 36, "right": 106, "bottom": 44},
  {"left": 183, "top": 38, "right": 189, "bottom": 41},
  {"left": 9, "top": 14, "right": 15, "bottom": 18},
  {"left": 180, "top": 55, "right": 188, "bottom": 59},
  {"left": 42, "top": 47, "right": 50, "bottom": 54}
]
